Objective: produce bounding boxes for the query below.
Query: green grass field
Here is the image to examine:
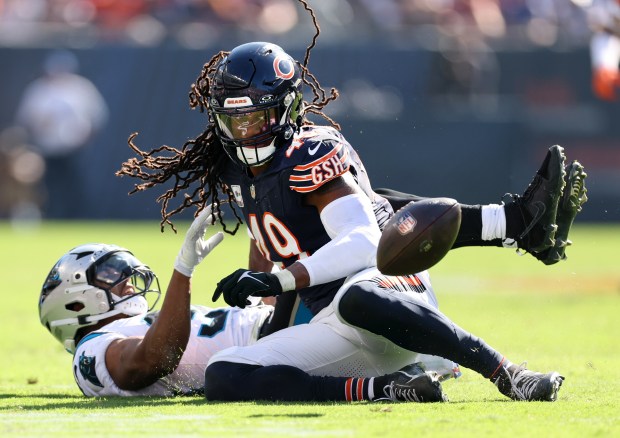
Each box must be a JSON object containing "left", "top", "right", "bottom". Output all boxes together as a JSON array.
[{"left": 1, "top": 221, "right": 618, "bottom": 437}]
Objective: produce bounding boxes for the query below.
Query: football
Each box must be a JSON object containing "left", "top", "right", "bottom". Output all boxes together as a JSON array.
[{"left": 377, "top": 197, "right": 462, "bottom": 275}]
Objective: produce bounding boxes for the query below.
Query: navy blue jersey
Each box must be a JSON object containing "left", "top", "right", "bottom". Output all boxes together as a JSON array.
[{"left": 221, "top": 125, "right": 392, "bottom": 315}]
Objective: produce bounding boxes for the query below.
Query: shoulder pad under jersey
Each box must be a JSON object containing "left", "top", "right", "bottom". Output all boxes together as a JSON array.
[{"left": 285, "top": 126, "right": 352, "bottom": 193}]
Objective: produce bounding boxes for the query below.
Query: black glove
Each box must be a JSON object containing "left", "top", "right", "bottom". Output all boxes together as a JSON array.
[{"left": 212, "top": 269, "right": 283, "bottom": 308}]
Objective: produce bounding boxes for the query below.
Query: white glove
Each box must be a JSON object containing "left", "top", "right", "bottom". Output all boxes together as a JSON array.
[{"left": 174, "top": 205, "right": 224, "bottom": 277}]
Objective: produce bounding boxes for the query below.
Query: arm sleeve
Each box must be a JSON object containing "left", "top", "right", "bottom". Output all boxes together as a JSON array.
[{"left": 298, "top": 193, "right": 381, "bottom": 286}]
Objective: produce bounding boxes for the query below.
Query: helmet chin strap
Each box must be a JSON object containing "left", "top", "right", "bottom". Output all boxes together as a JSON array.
[
  {"left": 111, "top": 293, "right": 149, "bottom": 316},
  {"left": 238, "top": 138, "right": 277, "bottom": 166}
]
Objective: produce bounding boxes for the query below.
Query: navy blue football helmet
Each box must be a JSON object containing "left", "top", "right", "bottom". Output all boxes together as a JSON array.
[{"left": 208, "top": 42, "right": 304, "bottom": 167}]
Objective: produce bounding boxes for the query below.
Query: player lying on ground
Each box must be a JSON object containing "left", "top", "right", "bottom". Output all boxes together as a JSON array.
[{"left": 39, "top": 207, "right": 457, "bottom": 400}]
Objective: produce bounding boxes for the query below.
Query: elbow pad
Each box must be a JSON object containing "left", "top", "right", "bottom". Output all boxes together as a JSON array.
[{"left": 299, "top": 194, "right": 381, "bottom": 286}]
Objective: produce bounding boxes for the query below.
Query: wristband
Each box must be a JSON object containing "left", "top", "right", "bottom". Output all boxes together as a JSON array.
[{"left": 274, "top": 270, "right": 296, "bottom": 292}]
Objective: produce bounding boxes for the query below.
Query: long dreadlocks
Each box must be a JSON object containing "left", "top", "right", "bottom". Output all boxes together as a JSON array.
[{"left": 116, "top": 0, "right": 340, "bottom": 234}]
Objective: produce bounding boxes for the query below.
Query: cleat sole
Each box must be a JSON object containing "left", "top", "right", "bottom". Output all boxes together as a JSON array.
[{"left": 541, "top": 161, "right": 588, "bottom": 265}]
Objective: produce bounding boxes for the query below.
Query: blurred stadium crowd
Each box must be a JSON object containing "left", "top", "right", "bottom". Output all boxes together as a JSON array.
[
  {"left": 1, "top": 0, "right": 618, "bottom": 224},
  {"left": 0, "top": 0, "right": 596, "bottom": 49}
]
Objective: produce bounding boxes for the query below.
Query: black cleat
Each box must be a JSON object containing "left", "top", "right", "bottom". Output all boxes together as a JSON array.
[
  {"left": 494, "top": 362, "right": 564, "bottom": 402},
  {"left": 504, "top": 145, "right": 567, "bottom": 254},
  {"left": 375, "top": 363, "right": 448, "bottom": 403},
  {"left": 535, "top": 160, "right": 588, "bottom": 265}
]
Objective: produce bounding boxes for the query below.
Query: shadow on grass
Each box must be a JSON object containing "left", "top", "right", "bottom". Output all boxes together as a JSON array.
[
  {"left": 0, "top": 394, "right": 338, "bottom": 413},
  {"left": 248, "top": 413, "right": 323, "bottom": 418},
  {"left": 0, "top": 394, "right": 207, "bottom": 411}
]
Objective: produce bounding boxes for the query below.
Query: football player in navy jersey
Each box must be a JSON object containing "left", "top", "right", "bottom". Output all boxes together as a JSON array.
[{"left": 118, "top": 41, "right": 586, "bottom": 401}]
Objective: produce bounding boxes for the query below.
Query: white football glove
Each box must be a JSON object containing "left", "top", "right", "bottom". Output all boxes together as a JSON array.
[{"left": 174, "top": 205, "right": 224, "bottom": 277}]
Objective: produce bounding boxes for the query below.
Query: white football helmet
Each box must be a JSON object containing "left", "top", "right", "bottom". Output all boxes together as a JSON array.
[{"left": 39, "top": 243, "right": 161, "bottom": 353}]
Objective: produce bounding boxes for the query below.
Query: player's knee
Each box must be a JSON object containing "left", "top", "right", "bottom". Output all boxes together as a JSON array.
[
  {"left": 204, "top": 361, "right": 260, "bottom": 401},
  {"left": 337, "top": 283, "right": 374, "bottom": 327}
]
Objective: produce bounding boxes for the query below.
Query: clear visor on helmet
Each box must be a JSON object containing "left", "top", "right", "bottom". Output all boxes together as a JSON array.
[
  {"left": 90, "top": 252, "right": 149, "bottom": 288},
  {"left": 88, "top": 252, "right": 160, "bottom": 310},
  {"left": 214, "top": 107, "right": 278, "bottom": 145}
]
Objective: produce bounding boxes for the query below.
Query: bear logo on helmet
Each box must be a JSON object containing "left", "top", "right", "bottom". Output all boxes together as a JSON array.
[{"left": 273, "top": 56, "right": 294, "bottom": 80}]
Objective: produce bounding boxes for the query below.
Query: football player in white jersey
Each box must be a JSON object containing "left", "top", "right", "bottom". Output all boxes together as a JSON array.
[
  {"left": 39, "top": 206, "right": 457, "bottom": 401},
  {"left": 39, "top": 206, "right": 244, "bottom": 396},
  {"left": 588, "top": 0, "right": 620, "bottom": 100}
]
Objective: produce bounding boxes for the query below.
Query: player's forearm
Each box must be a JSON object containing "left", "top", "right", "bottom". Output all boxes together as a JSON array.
[
  {"left": 108, "top": 271, "right": 192, "bottom": 390},
  {"left": 140, "top": 270, "right": 191, "bottom": 375}
]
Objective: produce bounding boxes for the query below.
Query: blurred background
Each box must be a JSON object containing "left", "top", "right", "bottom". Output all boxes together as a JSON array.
[{"left": 0, "top": 0, "right": 618, "bottom": 226}]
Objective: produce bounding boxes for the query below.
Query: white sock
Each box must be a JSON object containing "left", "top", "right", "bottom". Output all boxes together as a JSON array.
[
  {"left": 368, "top": 377, "right": 375, "bottom": 400},
  {"left": 481, "top": 204, "right": 506, "bottom": 241}
]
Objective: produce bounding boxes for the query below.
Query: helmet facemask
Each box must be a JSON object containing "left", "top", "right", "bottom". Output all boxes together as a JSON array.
[
  {"left": 39, "top": 245, "right": 161, "bottom": 353},
  {"left": 88, "top": 252, "right": 160, "bottom": 318},
  {"left": 212, "top": 90, "right": 302, "bottom": 167}
]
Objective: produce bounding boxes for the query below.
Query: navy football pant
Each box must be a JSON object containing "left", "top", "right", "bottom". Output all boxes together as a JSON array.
[{"left": 205, "top": 362, "right": 350, "bottom": 401}]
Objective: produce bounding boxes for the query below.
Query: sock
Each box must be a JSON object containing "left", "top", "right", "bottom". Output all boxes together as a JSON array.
[
  {"left": 368, "top": 375, "right": 390, "bottom": 401},
  {"left": 504, "top": 200, "right": 527, "bottom": 245},
  {"left": 481, "top": 204, "right": 506, "bottom": 241},
  {"left": 452, "top": 204, "right": 502, "bottom": 248},
  {"left": 342, "top": 375, "right": 416, "bottom": 401},
  {"left": 482, "top": 204, "right": 519, "bottom": 249},
  {"left": 343, "top": 377, "right": 373, "bottom": 401},
  {"left": 488, "top": 357, "right": 514, "bottom": 382}
]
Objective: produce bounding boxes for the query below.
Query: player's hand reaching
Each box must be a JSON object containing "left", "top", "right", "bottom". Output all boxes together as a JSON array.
[
  {"left": 174, "top": 205, "right": 224, "bottom": 277},
  {"left": 213, "top": 269, "right": 292, "bottom": 308}
]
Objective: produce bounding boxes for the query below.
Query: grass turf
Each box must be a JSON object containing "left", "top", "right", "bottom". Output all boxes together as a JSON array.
[{"left": 0, "top": 221, "right": 618, "bottom": 437}]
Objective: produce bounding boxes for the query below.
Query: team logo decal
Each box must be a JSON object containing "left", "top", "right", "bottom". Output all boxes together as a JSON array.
[
  {"left": 78, "top": 352, "right": 103, "bottom": 387},
  {"left": 396, "top": 212, "right": 417, "bottom": 235},
  {"left": 224, "top": 96, "right": 252, "bottom": 108},
  {"left": 231, "top": 185, "right": 244, "bottom": 207},
  {"left": 273, "top": 56, "right": 294, "bottom": 80}
]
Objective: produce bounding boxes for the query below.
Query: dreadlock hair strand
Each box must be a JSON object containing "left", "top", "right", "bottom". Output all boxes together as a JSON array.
[
  {"left": 117, "top": 1, "right": 339, "bottom": 234},
  {"left": 117, "top": 126, "right": 240, "bottom": 235}
]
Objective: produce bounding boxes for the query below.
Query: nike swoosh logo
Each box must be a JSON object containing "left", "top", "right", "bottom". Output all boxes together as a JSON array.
[
  {"left": 238, "top": 271, "right": 268, "bottom": 287},
  {"left": 308, "top": 144, "right": 321, "bottom": 155}
]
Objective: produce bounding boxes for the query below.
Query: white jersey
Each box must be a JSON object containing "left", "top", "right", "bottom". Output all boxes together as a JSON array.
[{"left": 73, "top": 304, "right": 272, "bottom": 397}]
